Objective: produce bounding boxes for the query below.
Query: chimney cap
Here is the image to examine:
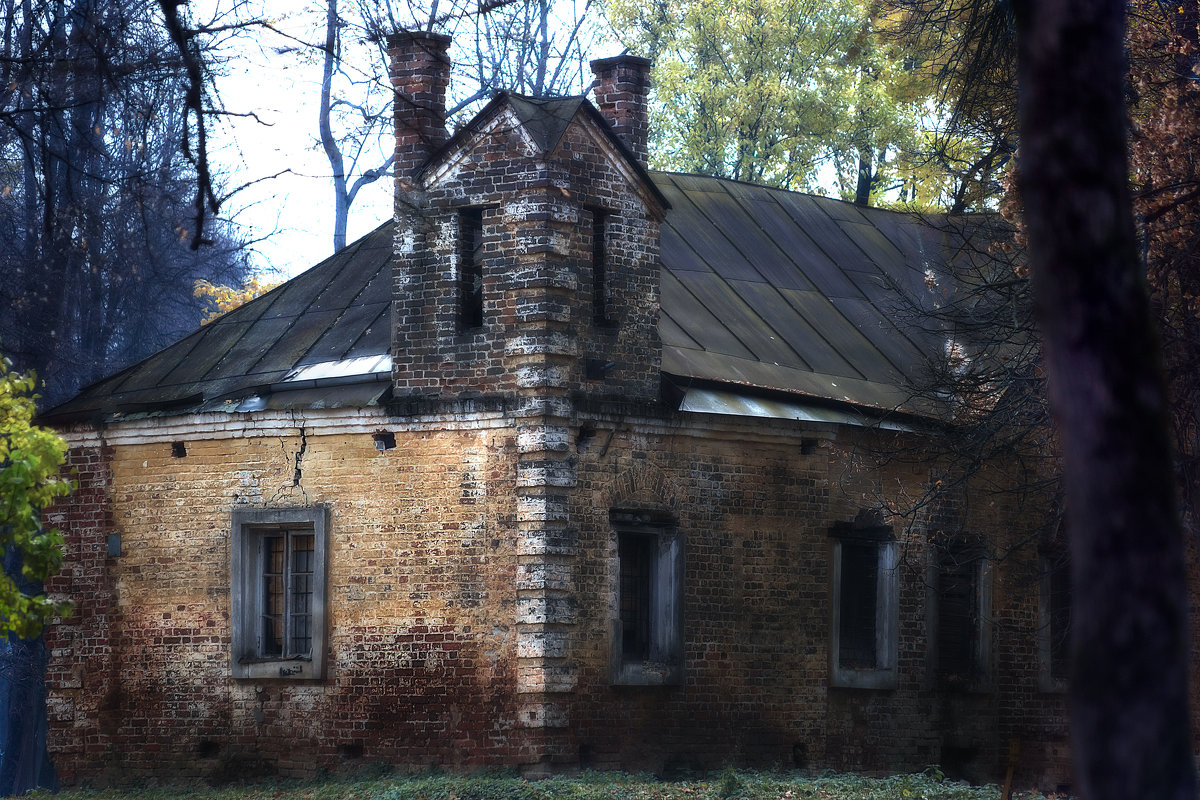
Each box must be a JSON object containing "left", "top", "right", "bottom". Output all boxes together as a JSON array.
[
  {"left": 590, "top": 54, "right": 652, "bottom": 74},
  {"left": 387, "top": 29, "right": 453, "bottom": 50}
]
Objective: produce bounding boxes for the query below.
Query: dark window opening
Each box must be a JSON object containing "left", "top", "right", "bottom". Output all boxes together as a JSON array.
[
  {"left": 171, "top": 441, "right": 187, "bottom": 458},
  {"left": 1046, "top": 553, "right": 1072, "bottom": 681},
  {"left": 610, "top": 509, "right": 683, "bottom": 685},
  {"left": 592, "top": 209, "right": 610, "bottom": 325},
  {"left": 838, "top": 540, "right": 879, "bottom": 668},
  {"left": 830, "top": 510, "right": 897, "bottom": 689},
  {"left": 619, "top": 532, "right": 654, "bottom": 663},
  {"left": 936, "top": 539, "right": 983, "bottom": 679},
  {"left": 459, "top": 208, "right": 484, "bottom": 330}
]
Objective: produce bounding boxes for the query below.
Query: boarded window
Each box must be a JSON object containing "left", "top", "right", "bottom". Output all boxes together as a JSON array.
[{"left": 459, "top": 208, "right": 484, "bottom": 330}]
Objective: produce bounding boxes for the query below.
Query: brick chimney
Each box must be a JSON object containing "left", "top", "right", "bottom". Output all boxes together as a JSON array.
[
  {"left": 590, "top": 55, "right": 652, "bottom": 167},
  {"left": 389, "top": 31, "right": 452, "bottom": 186}
]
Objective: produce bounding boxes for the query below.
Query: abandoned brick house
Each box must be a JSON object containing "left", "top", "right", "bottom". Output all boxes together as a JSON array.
[{"left": 43, "top": 30, "right": 1153, "bottom": 790}]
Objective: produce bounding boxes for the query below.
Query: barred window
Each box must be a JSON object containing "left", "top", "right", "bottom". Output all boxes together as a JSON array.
[{"left": 261, "top": 531, "right": 315, "bottom": 659}]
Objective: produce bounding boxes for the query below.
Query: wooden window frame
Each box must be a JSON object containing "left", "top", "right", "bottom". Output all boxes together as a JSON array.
[
  {"left": 609, "top": 510, "right": 684, "bottom": 686},
  {"left": 829, "top": 513, "right": 898, "bottom": 689},
  {"left": 231, "top": 507, "right": 329, "bottom": 680}
]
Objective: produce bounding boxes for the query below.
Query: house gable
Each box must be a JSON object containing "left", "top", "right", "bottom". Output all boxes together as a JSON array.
[{"left": 390, "top": 91, "right": 665, "bottom": 407}]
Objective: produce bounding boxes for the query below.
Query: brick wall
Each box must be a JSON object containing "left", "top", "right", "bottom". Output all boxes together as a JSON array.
[
  {"left": 44, "top": 442, "right": 118, "bottom": 785},
  {"left": 44, "top": 409, "right": 1078, "bottom": 788},
  {"left": 564, "top": 419, "right": 1072, "bottom": 789},
  {"left": 391, "top": 98, "right": 663, "bottom": 406},
  {"left": 46, "top": 419, "right": 527, "bottom": 783}
]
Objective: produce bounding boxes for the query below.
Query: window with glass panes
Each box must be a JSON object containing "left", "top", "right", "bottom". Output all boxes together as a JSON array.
[
  {"left": 231, "top": 507, "right": 328, "bottom": 680},
  {"left": 261, "top": 530, "right": 315, "bottom": 658}
]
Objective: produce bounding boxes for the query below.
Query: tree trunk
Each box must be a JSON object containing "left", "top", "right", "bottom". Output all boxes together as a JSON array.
[
  {"left": 0, "top": 547, "right": 58, "bottom": 794},
  {"left": 854, "top": 150, "right": 872, "bottom": 206},
  {"left": 1013, "top": 2, "right": 1195, "bottom": 798}
]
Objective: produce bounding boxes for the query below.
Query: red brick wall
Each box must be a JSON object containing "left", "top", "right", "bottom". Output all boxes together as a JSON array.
[
  {"left": 43, "top": 414, "right": 1082, "bottom": 788},
  {"left": 44, "top": 425, "right": 528, "bottom": 783},
  {"left": 44, "top": 442, "right": 118, "bottom": 785}
]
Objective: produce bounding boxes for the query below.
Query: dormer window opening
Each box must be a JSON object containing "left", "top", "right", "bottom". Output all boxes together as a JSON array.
[{"left": 459, "top": 207, "right": 485, "bottom": 331}]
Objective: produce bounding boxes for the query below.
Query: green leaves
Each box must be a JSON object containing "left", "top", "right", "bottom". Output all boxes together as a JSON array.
[
  {"left": 605, "top": 0, "right": 924, "bottom": 201},
  {"left": 0, "top": 350, "right": 74, "bottom": 640}
]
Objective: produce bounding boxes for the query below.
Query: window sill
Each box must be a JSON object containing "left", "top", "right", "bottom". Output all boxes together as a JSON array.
[
  {"left": 830, "top": 667, "right": 897, "bottom": 690},
  {"left": 233, "top": 657, "right": 321, "bottom": 681},
  {"left": 934, "top": 674, "right": 993, "bottom": 694},
  {"left": 611, "top": 660, "right": 682, "bottom": 687}
]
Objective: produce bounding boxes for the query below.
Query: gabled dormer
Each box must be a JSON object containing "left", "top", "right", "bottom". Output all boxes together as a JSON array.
[{"left": 388, "top": 32, "right": 668, "bottom": 408}]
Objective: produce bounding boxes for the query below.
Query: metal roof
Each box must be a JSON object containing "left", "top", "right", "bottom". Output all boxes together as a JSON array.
[
  {"left": 45, "top": 149, "right": 966, "bottom": 424},
  {"left": 46, "top": 222, "right": 395, "bottom": 422},
  {"left": 654, "top": 172, "right": 950, "bottom": 417}
]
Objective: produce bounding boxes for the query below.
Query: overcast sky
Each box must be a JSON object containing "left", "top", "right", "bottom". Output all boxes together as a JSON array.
[
  {"left": 202, "top": 0, "right": 395, "bottom": 280},
  {"left": 200, "top": 0, "right": 620, "bottom": 282}
]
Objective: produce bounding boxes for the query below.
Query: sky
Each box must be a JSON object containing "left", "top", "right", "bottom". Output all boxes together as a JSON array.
[
  {"left": 201, "top": 0, "right": 398, "bottom": 280},
  {"left": 199, "top": 0, "right": 620, "bottom": 281}
]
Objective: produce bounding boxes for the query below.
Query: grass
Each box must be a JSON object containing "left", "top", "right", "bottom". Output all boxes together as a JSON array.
[{"left": 28, "top": 768, "right": 1062, "bottom": 800}]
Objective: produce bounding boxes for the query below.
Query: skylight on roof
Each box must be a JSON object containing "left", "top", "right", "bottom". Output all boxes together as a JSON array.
[{"left": 283, "top": 355, "right": 392, "bottom": 383}]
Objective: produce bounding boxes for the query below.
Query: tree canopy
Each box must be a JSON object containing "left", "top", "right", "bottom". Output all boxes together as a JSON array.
[
  {"left": 605, "top": 0, "right": 925, "bottom": 203},
  {"left": 0, "top": 354, "right": 71, "bottom": 640},
  {"left": 0, "top": 0, "right": 253, "bottom": 408}
]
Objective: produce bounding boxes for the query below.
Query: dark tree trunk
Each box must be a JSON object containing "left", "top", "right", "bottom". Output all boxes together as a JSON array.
[
  {"left": 1013, "top": 2, "right": 1195, "bottom": 798},
  {"left": 854, "top": 150, "right": 872, "bottom": 206},
  {"left": 0, "top": 548, "right": 58, "bottom": 795}
]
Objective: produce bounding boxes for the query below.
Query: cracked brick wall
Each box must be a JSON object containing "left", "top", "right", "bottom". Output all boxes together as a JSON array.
[
  {"left": 45, "top": 423, "right": 526, "bottom": 783},
  {"left": 43, "top": 416, "right": 1077, "bottom": 788}
]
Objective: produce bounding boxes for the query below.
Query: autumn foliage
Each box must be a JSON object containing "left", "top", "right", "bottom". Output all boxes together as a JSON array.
[
  {"left": 1127, "top": 0, "right": 1200, "bottom": 519},
  {"left": 193, "top": 276, "right": 284, "bottom": 324}
]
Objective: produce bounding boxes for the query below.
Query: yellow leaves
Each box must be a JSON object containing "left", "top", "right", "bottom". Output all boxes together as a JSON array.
[{"left": 194, "top": 276, "right": 284, "bottom": 324}]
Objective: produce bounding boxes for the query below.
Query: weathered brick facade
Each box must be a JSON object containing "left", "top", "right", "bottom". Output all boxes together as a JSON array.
[
  {"left": 45, "top": 410, "right": 1078, "bottom": 786},
  {"left": 42, "top": 32, "right": 1172, "bottom": 793}
]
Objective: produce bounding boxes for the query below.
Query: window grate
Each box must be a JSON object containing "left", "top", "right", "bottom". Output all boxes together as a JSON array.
[{"left": 260, "top": 530, "right": 315, "bottom": 659}]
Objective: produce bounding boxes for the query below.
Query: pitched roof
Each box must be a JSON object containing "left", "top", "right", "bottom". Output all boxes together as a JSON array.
[
  {"left": 420, "top": 92, "right": 669, "bottom": 211},
  {"left": 655, "top": 172, "right": 947, "bottom": 416},
  {"left": 45, "top": 173, "right": 960, "bottom": 424},
  {"left": 45, "top": 223, "right": 396, "bottom": 422}
]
